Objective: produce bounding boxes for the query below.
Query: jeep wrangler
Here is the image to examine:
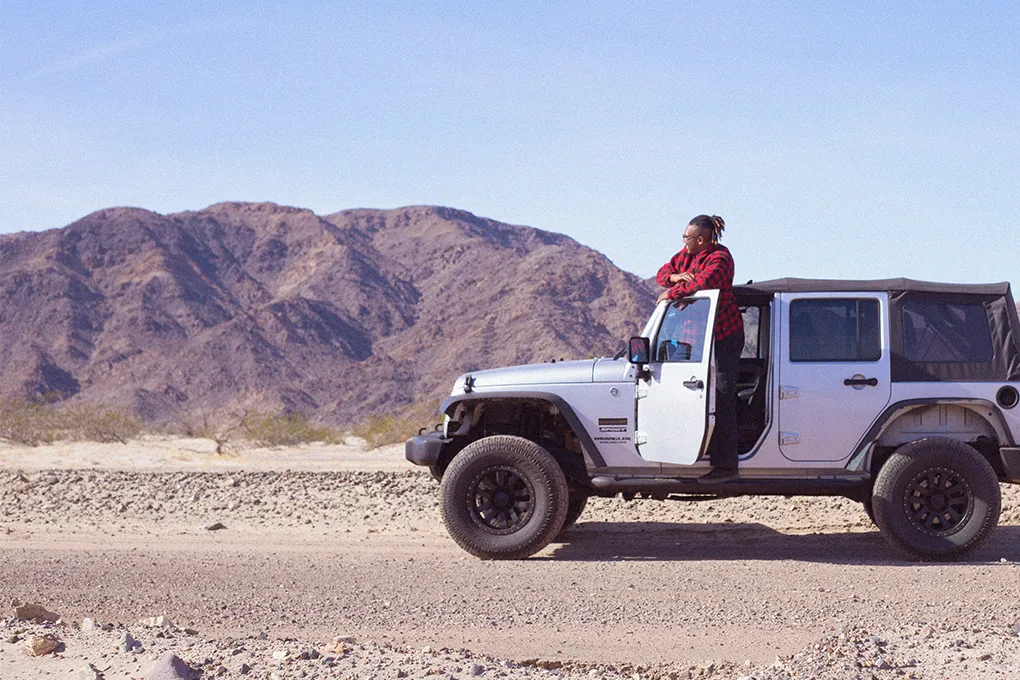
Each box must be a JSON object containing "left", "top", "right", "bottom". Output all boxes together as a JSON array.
[{"left": 406, "top": 278, "right": 1020, "bottom": 561}]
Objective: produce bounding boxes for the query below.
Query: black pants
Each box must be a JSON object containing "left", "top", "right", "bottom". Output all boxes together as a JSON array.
[{"left": 709, "top": 329, "right": 744, "bottom": 470}]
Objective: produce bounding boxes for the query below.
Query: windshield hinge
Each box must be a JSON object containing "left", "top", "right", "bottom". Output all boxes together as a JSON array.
[
  {"left": 636, "top": 385, "right": 649, "bottom": 399},
  {"left": 634, "top": 431, "right": 648, "bottom": 445}
]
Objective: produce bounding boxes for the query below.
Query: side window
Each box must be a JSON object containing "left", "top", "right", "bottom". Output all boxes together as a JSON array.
[
  {"left": 655, "top": 298, "right": 711, "bottom": 363},
  {"left": 790, "top": 298, "right": 881, "bottom": 362},
  {"left": 902, "top": 302, "right": 993, "bottom": 362}
]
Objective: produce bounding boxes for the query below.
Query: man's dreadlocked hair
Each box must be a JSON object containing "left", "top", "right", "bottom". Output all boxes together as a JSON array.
[{"left": 688, "top": 214, "right": 726, "bottom": 243}]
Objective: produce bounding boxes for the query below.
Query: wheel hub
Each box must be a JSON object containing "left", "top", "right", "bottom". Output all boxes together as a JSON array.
[
  {"left": 467, "top": 465, "right": 535, "bottom": 534},
  {"left": 903, "top": 466, "right": 973, "bottom": 536}
]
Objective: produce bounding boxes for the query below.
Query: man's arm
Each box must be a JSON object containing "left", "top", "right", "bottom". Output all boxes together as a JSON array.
[
  {"left": 655, "top": 250, "right": 685, "bottom": 288},
  {"left": 663, "top": 250, "right": 733, "bottom": 300}
]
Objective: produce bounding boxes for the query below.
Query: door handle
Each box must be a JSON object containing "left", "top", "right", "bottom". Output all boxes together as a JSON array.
[
  {"left": 683, "top": 377, "right": 704, "bottom": 390},
  {"left": 843, "top": 377, "right": 878, "bottom": 387}
]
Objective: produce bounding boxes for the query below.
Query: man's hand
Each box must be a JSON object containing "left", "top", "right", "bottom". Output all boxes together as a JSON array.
[
  {"left": 656, "top": 290, "right": 672, "bottom": 302},
  {"left": 669, "top": 272, "right": 694, "bottom": 284}
]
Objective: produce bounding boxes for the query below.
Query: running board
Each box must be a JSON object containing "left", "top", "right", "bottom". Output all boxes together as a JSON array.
[{"left": 588, "top": 475, "right": 870, "bottom": 500}]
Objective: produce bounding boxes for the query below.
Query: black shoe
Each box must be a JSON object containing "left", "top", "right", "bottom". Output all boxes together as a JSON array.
[{"left": 698, "top": 467, "right": 739, "bottom": 484}]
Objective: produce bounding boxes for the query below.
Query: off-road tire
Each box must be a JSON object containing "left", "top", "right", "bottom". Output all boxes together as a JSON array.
[
  {"left": 557, "top": 491, "right": 589, "bottom": 537},
  {"left": 440, "top": 435, "right": 569, "bottom": 559},
  {"left": 872, "top": 437, "right": 1001, "bottom": 561}
]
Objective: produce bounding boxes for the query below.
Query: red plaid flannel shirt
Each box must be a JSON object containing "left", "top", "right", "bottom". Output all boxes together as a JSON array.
[{"left": 656, "top": 244, "right": 743, "bottom": 342}]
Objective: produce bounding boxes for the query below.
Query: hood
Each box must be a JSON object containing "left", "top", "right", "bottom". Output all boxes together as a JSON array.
[
  {"left": 457, "top": 359, "right": 596, "bottom": 390},
  {"left": 592, "top": 356, "right": 635, "bottom": 383}
]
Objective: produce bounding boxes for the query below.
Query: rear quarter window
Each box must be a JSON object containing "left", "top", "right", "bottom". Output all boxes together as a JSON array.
[{"left": 902, "top": 302, "right": 993, "bottom": 363}]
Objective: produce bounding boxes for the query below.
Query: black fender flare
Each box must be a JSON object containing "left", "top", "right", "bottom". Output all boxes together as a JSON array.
[
  {"left": 441, "top": 391, "right": 607, "bottom": 468},
  {"left": 847, "top": 397, "right": 1016, "bottom": 474}
]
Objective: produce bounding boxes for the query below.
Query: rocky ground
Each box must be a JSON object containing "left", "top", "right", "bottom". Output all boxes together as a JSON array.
[{"left": 1, "top": 440, "right": 1019, "bottom": 679}]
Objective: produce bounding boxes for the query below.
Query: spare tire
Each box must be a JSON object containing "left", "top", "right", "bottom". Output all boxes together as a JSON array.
[
  {"left": 872, "top": 437, "right": 1001, "bottom": 561},
  {"left": 440, "top": 435, "right": 569, "bottom": 559}
]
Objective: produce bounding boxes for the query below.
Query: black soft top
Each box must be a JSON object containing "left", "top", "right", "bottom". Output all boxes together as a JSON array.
[
  {"left": 733, "top": 277, "right": 1020, "bottom": 383},
  {"left": 735, "top": 277, "right": 1012, "bottom": 296}
]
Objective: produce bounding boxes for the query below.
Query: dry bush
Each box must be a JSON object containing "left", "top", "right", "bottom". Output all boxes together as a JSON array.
[
  {"left": 240, "top": 411, "right": 342, "bottom": 448},
  {"left": 0, "top": 397, "right": 60, "bottom": 446},
  {"left": 58, "top": 404, "right": 141, "bottom": 444},
  {"left": 175, "top": 411, "right": 251, "bottom": 454},
  {"left": 352, "top": 402, "right": 441, "bottom": 449},
  {"left": 0, "top": 398, "right": 140, "bottom": 445}
]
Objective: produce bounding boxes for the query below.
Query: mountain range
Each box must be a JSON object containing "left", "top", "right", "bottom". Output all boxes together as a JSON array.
[{"left": 0, "top": 203, "right": 657, "bottom": 425}]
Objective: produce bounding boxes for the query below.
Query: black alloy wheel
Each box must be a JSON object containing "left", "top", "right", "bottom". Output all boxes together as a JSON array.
[
  {"left": 467, "top": 465, "right": 536, "bottom": 533},
  {"left": 902, "top": 466, "right": 973, "bottom": 536}
]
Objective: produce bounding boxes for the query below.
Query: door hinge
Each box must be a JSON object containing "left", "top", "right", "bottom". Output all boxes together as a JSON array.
[
  {"left": 636, "top": 385, "right": 648, "bottom": 399},
  {"left": 780, "top": 431, "right": 801, "bottom": 445},
  {"left": 634, "top": 431, "right": 648, "bottom": 445},
  {"left": 780, "top": 385, "right": 800, "bottom": 400}
]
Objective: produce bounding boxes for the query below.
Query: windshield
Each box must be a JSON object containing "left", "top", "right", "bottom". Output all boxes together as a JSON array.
[{"left": 653, "top": 298, "right": 712, "bottom": 362}]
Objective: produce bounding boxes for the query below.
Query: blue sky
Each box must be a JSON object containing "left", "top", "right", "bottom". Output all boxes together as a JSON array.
[{"left": 2, "top": 2, "right": 1019, "bottom": 284}]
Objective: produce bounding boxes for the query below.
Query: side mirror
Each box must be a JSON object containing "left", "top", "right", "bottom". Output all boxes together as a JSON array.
[{"left": 628, "top": 337, "right": 650, "bottom": 365}]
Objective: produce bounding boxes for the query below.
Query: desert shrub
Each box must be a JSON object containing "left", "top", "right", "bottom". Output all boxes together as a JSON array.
[
  {"left": 0, "top": 398, "right": 141, "bottom": 445},
  {"left": 240, "top": 411, "right": 341, "bottom": 448},
  {"left": 58, "top": 404, "right": 142, "bottom": 444},
  {"left": 174, "top": 412, "right": 249, "bottom": 454},
  {"left": 0, "top": 397, "right": 60, "bottom": 446},
  {"left": 353, "top": 402, "right": 441, "bottom": 449}
]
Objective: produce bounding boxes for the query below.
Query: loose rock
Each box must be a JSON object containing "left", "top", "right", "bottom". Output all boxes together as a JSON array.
[
  {"left": 119, "top": 631, "right": 141, "bottom": 653},
  {"left": 26, "top": 634, "right": 60, "bottom": 656},
  {"left": 146, "top": 652, "right": 197, "bottom": 680},
  {"left": 14, "top": 602, "right": 60, "bottom": 622},
  {"left": 139, "top": 615, "right": 174, "bottom": 628},
  {"left": 81, "top": 663, "right": 104, "bottom": 680}
]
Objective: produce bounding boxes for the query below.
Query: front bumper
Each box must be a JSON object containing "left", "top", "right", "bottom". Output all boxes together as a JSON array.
[{"left": 405, "top": 431, "right": 451, "bottom": 467}]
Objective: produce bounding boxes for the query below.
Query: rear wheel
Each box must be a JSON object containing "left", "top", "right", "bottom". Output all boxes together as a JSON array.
[
  {"left": 872, "top": 437, "right": 1001, "bottom": 561},
  {"left": 440, "top": 435, "right": 569, "bottom": 559}
]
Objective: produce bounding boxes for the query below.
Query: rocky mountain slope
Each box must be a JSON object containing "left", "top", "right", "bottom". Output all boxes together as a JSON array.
[{"left": 0, "top": 203, "right": 656, "bottom": 424}]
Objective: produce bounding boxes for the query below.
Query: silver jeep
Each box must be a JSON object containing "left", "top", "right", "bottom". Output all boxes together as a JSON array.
[{"left": 407, "top": 278, "right": 1020, "bottom": 561}]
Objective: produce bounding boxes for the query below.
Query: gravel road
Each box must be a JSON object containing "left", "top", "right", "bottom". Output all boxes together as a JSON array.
[{"left": 2, "top": 443, "right": 1019, "bottom": 679}]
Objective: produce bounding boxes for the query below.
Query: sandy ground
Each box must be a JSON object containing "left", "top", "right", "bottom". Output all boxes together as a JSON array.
[
  {"left": 1, "top": 438, "right": 1019, "bottom": 679},
  {"left": 0, "top": 436, "right": 411, "bottom": 473}
]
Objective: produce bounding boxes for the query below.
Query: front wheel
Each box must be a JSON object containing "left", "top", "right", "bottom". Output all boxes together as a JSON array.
[
  {"left": 872, "top": 437, "right": 1001, "bottom": 561},
  {"left": 440, "top": 436, "right": 569, "bottom": 559}
]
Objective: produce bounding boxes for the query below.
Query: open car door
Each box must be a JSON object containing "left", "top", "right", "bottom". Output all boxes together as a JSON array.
[{"left": 635, "top": 290, "right": 719, "bottom": 465}]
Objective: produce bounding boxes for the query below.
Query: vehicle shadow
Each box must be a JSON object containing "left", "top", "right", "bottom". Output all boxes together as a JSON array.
[{"left": 547, "top": 522, "right": 1020, "bottom": 565}]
